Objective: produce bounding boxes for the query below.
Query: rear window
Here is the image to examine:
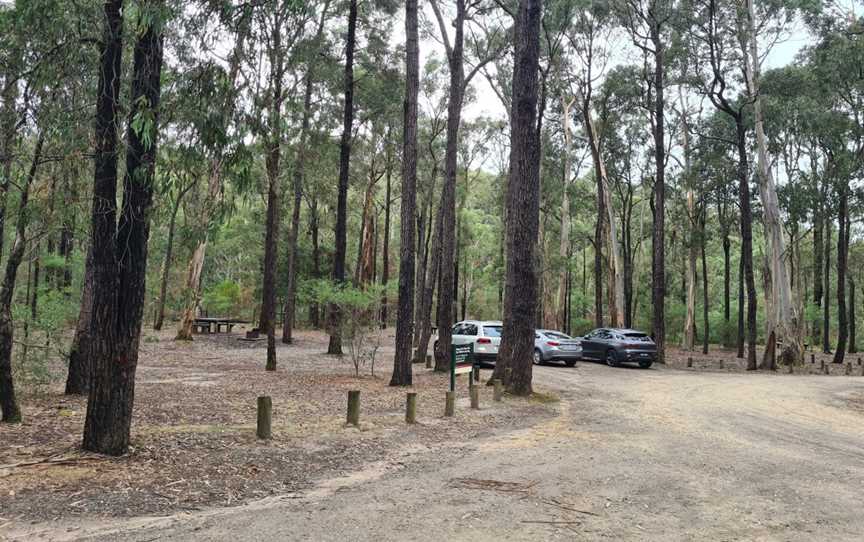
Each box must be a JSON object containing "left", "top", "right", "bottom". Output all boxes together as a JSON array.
[
  {"left": 624, "top": 333, "right": 651, "bottom": 342},
  {"left": 545, "top": 332, "right": 571, "bottom": 340},
  {"left": 483, "top": 326, "right": 503, "bottom": 337}
]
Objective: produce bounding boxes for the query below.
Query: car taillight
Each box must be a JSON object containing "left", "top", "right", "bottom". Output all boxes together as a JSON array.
[
  {"left": 547, "top": 341, "right": 560, "bottom": 347},
  {"left": 477, "top": 338, "right": 491, "bottom": 344}
]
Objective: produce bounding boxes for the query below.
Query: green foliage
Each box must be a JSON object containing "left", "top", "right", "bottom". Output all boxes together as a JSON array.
[
  {"left": 12, "top": 288, "right": 78, "bottom": 391},
  {"left": 203, "top": 280, "right": 243, "bottom": 315}
]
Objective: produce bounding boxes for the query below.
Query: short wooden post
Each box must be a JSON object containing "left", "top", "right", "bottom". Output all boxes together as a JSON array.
[
  {"left": 493, "top": 379, "right": 503, "bottom": 402},
  {"left": 425, "top": 354, "right": 432, "bottom": 369},
  {"left": 256, "top": 396, "right": 272, "bottom": 440},
  {"left": 347, "top": 390, "right": 360, "bottom": 426},
  {"left": 504, "top": 367, "right": 512, "bottom": 383},
  {"left": 687, "top": 357, "right": 693, "bottom": 368},
  {"left": 821, "top": 361, "right": 829, "bottom": 375},
  {"left": 718, "top": 359, "right": 724, "bottom": 370},
  {"left": 406, "top": 392, "right": 417, "bottom": 424},
  {"left": 445, "top": 391, "right": 455, "bottom": 417},
  {"left": 858, "top": 357, "right": 862, "bottom": 366},
  {"left": 811, "top": 353, "right": 816, "bottom": 364},
  {"left": 845, "top": 363, "right": 852, "bottom": 376},
  {"left": 473, "top": 366, "right": 480, "bottom": 383},
  {"left": 786, "top": 364, "right": 794, "bottom": 374},
  {"left": 470, "top": 386, "right": 480, "bottom": 410}
]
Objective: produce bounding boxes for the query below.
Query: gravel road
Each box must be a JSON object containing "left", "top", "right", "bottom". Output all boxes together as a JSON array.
[{"left": 9, "top": 362, "right": 864, "bottom": 541}]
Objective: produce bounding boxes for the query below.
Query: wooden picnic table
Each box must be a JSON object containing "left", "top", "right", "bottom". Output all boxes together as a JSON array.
[{"left": 192, "top": 317, "right": 248, "bottom": 335}]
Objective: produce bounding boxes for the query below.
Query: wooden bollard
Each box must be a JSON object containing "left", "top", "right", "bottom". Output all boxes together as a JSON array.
[
  {"left": 786, "top": 364, "right": 794, "bottom": 374},
  {"left": 718, "top": 359, "right": 724, "bottom": 370},
  {"left": 425, "top": 354, "right": 432, "bottom": 369},
  {"left": 687, "top": 357, "right": 693, "bottom": 368},
  {"left": 406, "top": 392, "right": 417, "bottom": 424},
  {"left": 846, "top": 363, "right": 852, "bottom": 376},
  {"left": 822, "top": 361, "right": 829, "bottom": 375},
  {"left": 473, "top": 366, "right": 480, "bottom": 383},
  {"left": 493, "top": 379, "right": 503, "bottom": 402},
  {"left": 347, "top": 390, "right": 360, "bottom": 426},
  {"left": 858, "top": 357, "right": 862, "bottom": 366},
  {"left": 470, "top": 386, "right": 480, "bottom": 410},
  {"left": 256, "top": 396, "right": 272, "bottom": 440},
  {"left": 445, "top": 391, "right": 455, "bottom": 417},
  {"left": 811, "top": 353, "right": 816, "bottom": 364}
]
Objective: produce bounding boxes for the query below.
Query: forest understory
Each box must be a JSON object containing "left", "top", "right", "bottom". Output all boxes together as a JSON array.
[{"left": 0, "top": 328, "right": 553, "bottom": 523}]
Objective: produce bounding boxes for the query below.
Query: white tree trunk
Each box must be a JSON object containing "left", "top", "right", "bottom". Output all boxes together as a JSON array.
[
  {"left": 744, "top": 0, "right": 803, "bottom": 365},
  {"left": 557, "top": 96, "right": 576, "bottom": 330}
]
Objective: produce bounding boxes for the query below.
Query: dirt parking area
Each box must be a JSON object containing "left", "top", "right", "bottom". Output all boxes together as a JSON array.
[{"left": 4, "top": 346, "right": 864, "bottom": 541}]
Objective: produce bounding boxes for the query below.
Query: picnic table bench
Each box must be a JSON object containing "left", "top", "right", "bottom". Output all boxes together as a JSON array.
[{"left": 192, "top": 317, "right": 248, "bottom": 334}]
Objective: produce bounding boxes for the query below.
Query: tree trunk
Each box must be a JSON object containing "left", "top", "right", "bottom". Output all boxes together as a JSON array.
[
  {"left": 327, "top": 0, "right": 357, "bottom": 355},
  {"left": 66, "top": 248, "right": 94, "bottom": 395},
  {"left": 833, "top": 184, "right": 848, "bottom": 364},
  {"left": 683, "top": 190, "right": 697, "bottom": 351},
  {"left": 557, "top": 96, "right": 575, "bottom": 330},
  {"left": 391, "top": 0, "right": 418, "bottom": 383},
  {"left": 824, "top": 216, "right": 831, "bottom": 353},
  {"left": 308, "top": 195, "right": 321, "bottom": 327},
  {"left": 259, "top": 12, "right": 285, "bottom": 371},
  {"left": 413, "top": 201, "right": 444, "bottom": 366},
  {"left": 494, "top": 0, "right": 541, "bottom": 396},
  {"left": 0, "top": 54, "right": 20, "bottom": 261},
  {"left": 735, "top": 121, "right": 758, "bottom": 370},
  {"left": 722, "top": 227, "right": 731, "bottom": 345},
  {"left": 701, "top": 211, "right": 709, "bottom": 355},
  {"left": 281, "top": 0, "right": 330, "bottom": 345},
  {"left": 650, "top": 15, "right": 666, "bottom": 363},
  {"left": 849, "top": 274, "right": 857, "bottom": 354},
  {"left": 744, "top": 0, "right": 803, "bottom": 365},
  {"left": 83, "top": 4, "right": 163, "bottom": 455},
  {"left": 737, "top": 249, "right": 745, "bottom": 358},
  {"left": 380, "top": 144, "right": 392, "bottom": 328},
  {"left": 431, "top": 0, "right": 466, "bottom": 372},
  {"left": 0, "top": 132, "right": 44, "bottom": 423},
  {"left": 153, "top": 183, "right": 190, "bottom": 331},
  {"left": 174, "top": 9, "right": 250, "bottom": 342}
]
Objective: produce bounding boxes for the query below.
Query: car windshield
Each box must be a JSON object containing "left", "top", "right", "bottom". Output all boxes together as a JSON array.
[
  {"left": 483, "top": 326, "right": 503, "bottom": 337},
  {"left": 544, "top": 332, "right": 571, "bottom": 340},
  {"left": 624, "top": 333, "right": 651, "bottom": 342}
]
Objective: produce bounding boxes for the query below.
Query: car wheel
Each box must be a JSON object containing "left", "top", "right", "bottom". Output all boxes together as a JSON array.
[
  {"left": 565, "top": 360, "right": 576, "bottom": 368},
  {"left": 605, "top": 350, "right": 618, "bottom": 367},
  {"left": 639, "top": 360, "right": 653, "bottom": 369},
  {"left": 533, "top": 349, "right": 542, "bottom": 365}
]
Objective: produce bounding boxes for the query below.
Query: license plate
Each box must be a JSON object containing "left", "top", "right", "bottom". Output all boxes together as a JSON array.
[
  {"left": 640, "top": 353, "right": 649, "bottom": 357},
  {"left": 562, "top": 345, "right": 578, "bottom": 351}
]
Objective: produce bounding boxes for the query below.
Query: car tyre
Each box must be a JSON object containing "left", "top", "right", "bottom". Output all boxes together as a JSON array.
[
  {"left": 605, "top": 350, "right": 618, "bottom": 367},
  {"left": 533, "top": 349, "right": 543, "bottom": 365},
  {"left": 639, "top": 360, "right": 653, "bottom": 369},
  {"left": 565, "top": 360, "right": 576, "bottom": 368}
]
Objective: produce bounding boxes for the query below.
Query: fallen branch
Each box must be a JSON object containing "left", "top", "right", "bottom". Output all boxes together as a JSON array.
[
  {"left": 522, "top": 520, "right": 582, "bottom": 525},
  {"left": 540, "top": 498, "right": 600, "bottom": 516},
  {"left": 0, "top": 454, "right": 103, "bottom": 470}
]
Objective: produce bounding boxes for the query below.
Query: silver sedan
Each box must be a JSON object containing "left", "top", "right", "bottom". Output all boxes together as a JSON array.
[{"left": 534, "top": 330, "right": 582, "bottom": 367}]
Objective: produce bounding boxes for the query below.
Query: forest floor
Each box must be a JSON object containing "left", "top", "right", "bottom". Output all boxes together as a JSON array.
[
  {"left": 3, "top": 333, "right": 864, "bottom": 541},
  {"left": 0, "top": 327, "right": 553, "bottom": 526}
]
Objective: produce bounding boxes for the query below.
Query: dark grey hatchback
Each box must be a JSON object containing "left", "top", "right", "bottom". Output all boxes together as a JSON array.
[{"left": 580, "top": 328, "right": 656, "bottom": 368}]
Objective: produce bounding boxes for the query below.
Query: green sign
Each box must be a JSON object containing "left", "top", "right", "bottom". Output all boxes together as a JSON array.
[{"left": 450, "top": 343, "right": 475, "bottom": 392}]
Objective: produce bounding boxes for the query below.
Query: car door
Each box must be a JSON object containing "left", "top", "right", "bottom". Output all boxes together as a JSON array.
[
  {"left": 450, "top": 323, "right": 467, "bottom": 346},
  {"left": 582, "top": 330, "right": 600, "bottom": 359}
]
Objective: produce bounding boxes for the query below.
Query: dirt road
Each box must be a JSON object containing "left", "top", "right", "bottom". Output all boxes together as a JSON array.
[{"left": 8, "top": 362, "right": 864, "bottom": 541}]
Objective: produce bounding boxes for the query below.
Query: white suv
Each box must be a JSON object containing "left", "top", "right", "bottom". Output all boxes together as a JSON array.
[{"left": 435, "top": 320, "right": 503, "bottom": 366}]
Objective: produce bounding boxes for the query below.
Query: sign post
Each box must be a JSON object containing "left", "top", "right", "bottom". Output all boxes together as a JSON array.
[{"left": 450, "top": 343, "right": 475, "bottom": 392}]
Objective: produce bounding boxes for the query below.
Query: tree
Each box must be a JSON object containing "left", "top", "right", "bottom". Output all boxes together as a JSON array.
[
  {"left": 327, "top": 0, "right": 358, "bottom": 355},
  {"left": 390, "top": 0, "right": 419, "bottom": 386},
  {"left": 496, "top": 0, "right": 542, "bottom": 396}
]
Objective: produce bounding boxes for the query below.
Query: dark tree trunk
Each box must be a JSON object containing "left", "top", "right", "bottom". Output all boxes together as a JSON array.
[
  {"left": 433, "top": 0, "right": 466, "bottom": 372},
  {"left": 390, "top": 0, "right": 419, "bottom": 385},
  {"left": 328, "top": 0, "right": 357, "bottom": 355},
  {"left": 0, "top": 55, "right": 20, "bottom": 261},
  {"left": 494, "top": 0, "right": 542, "bottom": 396},
  {"left": 722, "top": 229, "right": 730, "bottom": 343},
  {"left": 260, "top": 14, "right": 285, "bottom": 370},
  {"left": 281, "top": 2, "right": 329, "bottom": 344},
  {"left": 737, "top": 251, "right": 745, "bottom": 358},
  {"left": 833, "top": 186, "right": 848, "bottom": 364},
  {"left": 593, "top": 202, "right": 604, "bottom": 328},
  {"left": 154, "top": 183, "right": 190, "bottom": 331},
  {"left": 380, "top": 146, "right": 392, "bottom": 328},
  {"left": 68, "top": 0, "right": 124, "bottom": 398},
  {"left": 849, "top": 274, "right": 857, "bottom": 354},
  {"left": 735, "top": 122, "right": 757, "bottom": 370},
  {"left": 813, "top": 199, "right": 823, "bottom": 345},
  {"left": 83, "top": 4, "right": 163, "bottom": 455},
  {"left": 0, "top": 132, "right": 44, "bottom": 423},
  {"left": 415, "top": 200, "right": 444, "bottom": 365},
  {"left": 650, "top": 14, "right": 666, "bottom": 364},
  {"left": 701, "top": 212, "right": 709, "bottom": 355},
  {"left": 824, "top": 215, "right": 831, "bottom": 354},
  {"left": 308, "top": 195, "right": 321, "bottom": 327}
]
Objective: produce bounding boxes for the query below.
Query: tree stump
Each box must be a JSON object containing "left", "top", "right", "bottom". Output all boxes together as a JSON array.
[
  {"left": 470, "top": 386, "right": 480, "bottom": 410},
  {"left": 256, "top": 396, "right": 272, "bottom": 440},
  {"left": 444, "top": 391, "right": 455, "bottom": 417},
  {"left": 347, "top": 390, "right": 360, "bottom": 426},
  {"left": 405, "top": 392, "right": 417, "bottom": 424},
  {"left": 493, "top": 379, "right": 503, "bottom": 402}
]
